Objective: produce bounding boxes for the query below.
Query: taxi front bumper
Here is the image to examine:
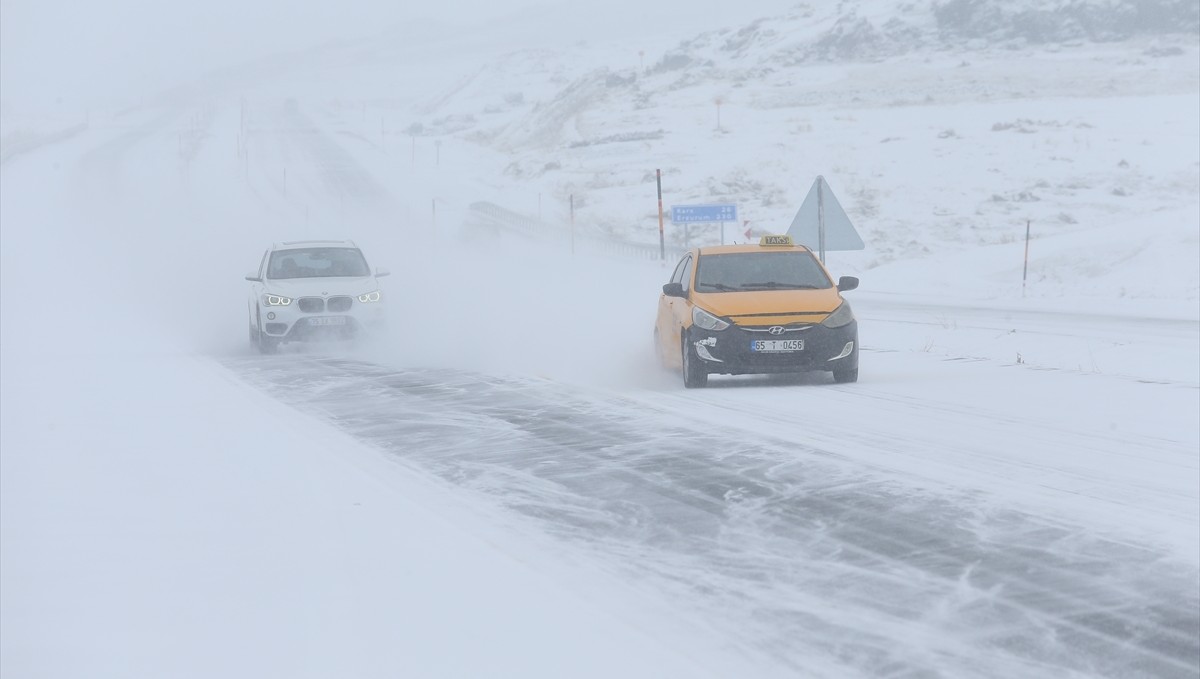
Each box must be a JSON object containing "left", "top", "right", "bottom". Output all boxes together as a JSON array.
[{"left": 689, "top": 321, "right": 858, "bottom": 375}]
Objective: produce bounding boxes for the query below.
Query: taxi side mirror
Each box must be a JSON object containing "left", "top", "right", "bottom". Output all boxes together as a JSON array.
[
  {"left": 662, "top": 282, "right": 686, "bottom": 298},
  {"left": 837, "top": 276, "right": 859, "bottom": 292},
  {"left": 376, "top": 267, "right": 391, "bottom": 277},
  {"left": 245, "top": 272, "right": 262, "bottom": 282}
]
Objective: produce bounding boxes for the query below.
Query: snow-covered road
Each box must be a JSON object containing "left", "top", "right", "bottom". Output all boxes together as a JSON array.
[
  {"left": 3, "top": 77, "right": 1197, "bottom": 678},
  {"left": 225, "top": 337, "right": 1198, "bottom": 678}
]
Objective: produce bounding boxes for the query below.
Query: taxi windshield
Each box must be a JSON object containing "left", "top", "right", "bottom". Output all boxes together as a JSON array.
[
  {"left": 267, "top": 248, "right": 370, "bottom": 279},
  {"left": 694, "top": 251, "right": 832, "bottom": 292}
]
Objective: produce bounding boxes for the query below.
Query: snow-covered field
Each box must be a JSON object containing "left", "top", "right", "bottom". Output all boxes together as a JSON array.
[{"left": 3, "top": 2, "right": 1198, "bottom": 677}]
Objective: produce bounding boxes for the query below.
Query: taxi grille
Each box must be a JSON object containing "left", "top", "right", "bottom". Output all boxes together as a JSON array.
[
  {"left": 741, "top": 324, "right": 813, "bottom": 333},
  {"left": 327, "top": 296, "right": 352, "bottom": 312},
  {"left": 298, "top": 297, "right": 324, "bottom": 313}
]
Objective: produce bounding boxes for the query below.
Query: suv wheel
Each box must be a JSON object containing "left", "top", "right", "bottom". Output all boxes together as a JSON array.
[{"left": 254, "top": 307, "right": 278, "bottom": 354}]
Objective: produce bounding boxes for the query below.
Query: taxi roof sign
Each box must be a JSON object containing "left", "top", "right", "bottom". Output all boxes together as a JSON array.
[{"left": 759, "top": 235, "right": 793, "bottom": 246}]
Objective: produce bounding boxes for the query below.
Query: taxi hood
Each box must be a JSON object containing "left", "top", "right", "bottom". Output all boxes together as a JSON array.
[{"left": 691, "top": 287, "right": 843, "bottom": 325}]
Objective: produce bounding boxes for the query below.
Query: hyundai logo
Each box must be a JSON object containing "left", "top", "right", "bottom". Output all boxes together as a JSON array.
[{"left": 768, "top": 326, "right": 785, "bottom": 335}]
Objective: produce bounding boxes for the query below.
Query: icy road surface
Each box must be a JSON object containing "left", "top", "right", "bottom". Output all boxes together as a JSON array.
[{"left": 229, "top": 351, "right": 1199, "bottom": 679}]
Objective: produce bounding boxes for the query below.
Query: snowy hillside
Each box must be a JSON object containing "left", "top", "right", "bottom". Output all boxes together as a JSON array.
[{"left": 282, "top": 0, "right": 1200, "bottom": 304}]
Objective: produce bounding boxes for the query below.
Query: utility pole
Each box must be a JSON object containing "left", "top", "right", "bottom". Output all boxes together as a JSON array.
[
  {"left": 656, "top": 169, "right": 665, "bottom": 261},
  {"left": 1022, "top": 219, "right": 1032, "bottom": 297}
]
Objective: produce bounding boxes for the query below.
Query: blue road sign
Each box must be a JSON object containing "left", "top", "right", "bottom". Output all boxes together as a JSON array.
[{"left": 671, "top": 204, "right": 738, "bottom": 223}]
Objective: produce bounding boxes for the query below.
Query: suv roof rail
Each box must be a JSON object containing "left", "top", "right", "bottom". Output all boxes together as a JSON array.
[{"left": 273, "top": 239, "right": 357, "bottom": 248}]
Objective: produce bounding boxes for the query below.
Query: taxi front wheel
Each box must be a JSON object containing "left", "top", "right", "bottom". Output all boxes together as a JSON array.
[
  {"left": 833, "top": 367, "right": 858, "bottom": 384},
  {"left": 681, "top": 334, "right": 708, "bottom": 389}
]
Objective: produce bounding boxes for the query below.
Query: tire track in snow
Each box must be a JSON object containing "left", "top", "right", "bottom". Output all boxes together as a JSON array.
[
  {"left": 244, "top": 101, "right": 393, "bottom": 212},
  {"left": 227, "top": 355, "right": 1200, "bottom": 679}
]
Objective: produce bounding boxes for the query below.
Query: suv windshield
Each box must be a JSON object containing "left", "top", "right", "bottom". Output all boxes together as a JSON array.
[
  {"left": 694, "top": 251, "right": 832, "bottom": 292},
  {"left": 267, "top": 248, "right": 370, "bottom": 279}
]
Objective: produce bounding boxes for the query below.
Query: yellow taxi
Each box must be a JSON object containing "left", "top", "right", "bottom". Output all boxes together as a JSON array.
[{"left": 654, "top": 235, "right": 859, "bottom": 388}]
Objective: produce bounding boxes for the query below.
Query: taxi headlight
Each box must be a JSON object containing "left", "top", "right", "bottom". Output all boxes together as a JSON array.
[
  {"left": 357, "top": 290, "right": 382, "bottom": 303},
  {"left": 821, "top": 301, "right": 855, "bottom": 328},
  {"left": 262, "top": 293, "right": 292, "bottom": 306},
  {"left": 692, "top": 307, "right": 730, "bottom": 332}
]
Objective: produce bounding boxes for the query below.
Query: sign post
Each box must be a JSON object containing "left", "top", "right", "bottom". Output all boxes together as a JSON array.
[{"left": 817, "top": 178, "right": 826, "bottom": 262}]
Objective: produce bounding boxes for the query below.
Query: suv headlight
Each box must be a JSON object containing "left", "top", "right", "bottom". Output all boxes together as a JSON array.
[
  {"left": 262, "top": 293, "right": 292, "bottom": 306},
  {"left": 692, "top": 307, "right": 730, "bottom": 331},
  {"left": 821, "top": 301, "right": 855, "bottom": 328},
  {"left": 357, "top": 290, "right": 382, "bottom": 303}
]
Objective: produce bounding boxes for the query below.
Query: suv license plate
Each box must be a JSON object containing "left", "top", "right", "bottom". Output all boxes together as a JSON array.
[
  {"left": 310, "top": 317, "right": 347, "bottom": 326},
  {"left": 751, "top": 339, "right": 804, "bottom": 352}
]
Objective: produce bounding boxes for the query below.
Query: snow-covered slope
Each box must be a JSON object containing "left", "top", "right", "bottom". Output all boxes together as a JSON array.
[{"left": 288, "top": 1, "right": 1200, "bottom": 306}]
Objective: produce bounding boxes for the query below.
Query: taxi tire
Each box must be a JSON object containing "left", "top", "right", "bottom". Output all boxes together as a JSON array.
[
  {"left": 833, "top": 367, "right": 858, "bottom": 384},
  {"left": 681, "top": 334, "right": 708, "bottom": 389}
]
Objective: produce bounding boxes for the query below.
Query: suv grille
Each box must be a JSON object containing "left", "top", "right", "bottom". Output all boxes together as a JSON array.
[
  {"left": 298, "top": 297, "right": 324, "bottom": 313},
  {"left": 327, "top": 296, "right": 352, "bottom": 312}
]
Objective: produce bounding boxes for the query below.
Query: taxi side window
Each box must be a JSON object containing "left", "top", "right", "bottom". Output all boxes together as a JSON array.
[
  {"left": 669, "top": 257, "right": 687, "bottom": 284},
  {"left": 680, "top": 256, "right": 695, "bottom": 293}
]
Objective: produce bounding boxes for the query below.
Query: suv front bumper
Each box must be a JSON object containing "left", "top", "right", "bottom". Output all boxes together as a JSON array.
[{"left": 260, "top": 303, "right": 386, "bottom": 342}]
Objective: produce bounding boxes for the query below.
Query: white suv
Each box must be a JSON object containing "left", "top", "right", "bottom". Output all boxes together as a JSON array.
[{"left": 245, "top": 240, "right": 388, "bottom": 352}]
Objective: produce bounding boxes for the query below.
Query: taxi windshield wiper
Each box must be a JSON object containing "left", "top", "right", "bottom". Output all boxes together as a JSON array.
[
  {"left": 740, "top": 281, "right": 822, "bottom": 290},
  {"left": 698, "top": 282, "right": 741, "bottom": 291}
]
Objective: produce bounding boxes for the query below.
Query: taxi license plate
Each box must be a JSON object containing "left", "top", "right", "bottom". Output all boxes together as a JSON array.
[
  {"left": 310, "top": 317, "right": 346, "bottom": 326},
  {"left": 750, "top": 339, "right": 804, "bottom": 352}
]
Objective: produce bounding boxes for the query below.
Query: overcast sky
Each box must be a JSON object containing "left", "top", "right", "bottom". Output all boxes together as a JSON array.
[{"left": 1, "top": 0, "right": 798, "bottom": 111}]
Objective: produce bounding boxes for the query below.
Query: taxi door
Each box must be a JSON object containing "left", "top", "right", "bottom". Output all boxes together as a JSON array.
[{"left": 656, "top": 253, "right": 695, "bottom": 368}]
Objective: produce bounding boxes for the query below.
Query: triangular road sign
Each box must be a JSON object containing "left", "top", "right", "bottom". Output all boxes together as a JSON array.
[{"left": 786, "top": 176, "right": 865, "bottom": 258}]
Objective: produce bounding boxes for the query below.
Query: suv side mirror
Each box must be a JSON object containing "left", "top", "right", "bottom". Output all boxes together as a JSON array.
[
  {"left": 662, "top": 282, "right": 686, "bottom": 298},
  {"left": 837, "top": 276, "right": 859, "bottom": 292},
  {"left": 375, "top": 267, "right": 390, "bottom": 277},
  {"left": 245, "top": 272, "right": 262, "bottom": 282}
]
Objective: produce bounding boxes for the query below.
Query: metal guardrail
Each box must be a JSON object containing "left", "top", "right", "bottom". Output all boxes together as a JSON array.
[{"left": 468, "top": 201, "right": 689, "bottom": 262}]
